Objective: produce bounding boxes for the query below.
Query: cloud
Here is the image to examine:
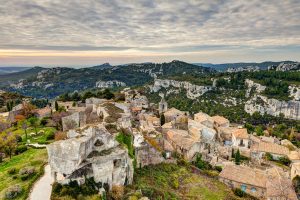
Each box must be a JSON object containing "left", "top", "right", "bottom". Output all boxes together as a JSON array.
[{"left": 0, "top": 0, "right": 299, "bottom": 65}]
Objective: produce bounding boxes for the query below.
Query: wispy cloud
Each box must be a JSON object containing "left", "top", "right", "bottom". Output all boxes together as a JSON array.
[{"left": 0, "top": 0, "right": 299, "bottom": 65}]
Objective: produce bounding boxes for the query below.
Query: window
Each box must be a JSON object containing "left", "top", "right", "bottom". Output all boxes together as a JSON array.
[
  {"left": 241, "top": 184, "right": 247, "bottom": 192},
  {"left": 251, "top": 187, "right": 256, "bottom": 193}
]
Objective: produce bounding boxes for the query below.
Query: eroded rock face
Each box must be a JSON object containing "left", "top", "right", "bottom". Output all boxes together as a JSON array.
[
  {"left": 245, "top": 95, "right": 300, "bottom": 120},
  {"left": 47, "top": 124, "right": 133, "bottom": 188},
  {"left": 150, "top": 79, "right": 212, "bottom": 99},
  {"left": 245, "top": 79, "right": 266, "bottom": 98},
  {"left": 95, "top": 80, "right": 126, "bottom": 88}
]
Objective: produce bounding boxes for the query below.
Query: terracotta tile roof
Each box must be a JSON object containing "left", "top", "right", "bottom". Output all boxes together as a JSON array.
[
  {"left": 219, "top": 165, "right": 267, "bottom": 188},
  {"left": 266, "top": 168, "right": 298, "bottom": 200},
  {"left": 35, "top": 107, "right": 51, "bottom": 116},
  {"left": 211, "top": 115, "right": 229, "bottom": 126},
  {"left": 232, "top": 128, "right": 249, "bottom": 139},
  {"left": 131, "top": 107, "right": 142, "bottom": 112},
  {"left": 162, "top": 122, "right": 172, "bottom": 129},
  {"left": 194, "top": 112, "right": 211, "bottom": 122},
  {"left": 251, "top": 142, "right": 289, "bottom": 156},
  {"left": 164, "top": 108, "right": 184, "bottom": 116},
  {"left": 166, "top": 129, "right": 197, "bottom": 150}
]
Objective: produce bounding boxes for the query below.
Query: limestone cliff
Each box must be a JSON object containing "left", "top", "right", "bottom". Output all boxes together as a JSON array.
[{"left": 150, "top": 78, "right": 212, "bottom": 99}]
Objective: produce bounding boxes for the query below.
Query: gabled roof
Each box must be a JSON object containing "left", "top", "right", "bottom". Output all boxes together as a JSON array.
[
  {"left": 219, "top": 165, "right": 267, "bottom": 188},
  {"left": 232, "top": 128, "right": 249, "bottom": 139},
  {"left": 166, "top": 129, "right": 197, "bottom": 150},
  {"left": 251, "top": 142, "right": 289, "bottom": 156},
  {"left": 211, "top": 115, "right": 229, "bottom": 126},
  {"left": 164, "top": 108, "right": 184, "bottom": 116}
]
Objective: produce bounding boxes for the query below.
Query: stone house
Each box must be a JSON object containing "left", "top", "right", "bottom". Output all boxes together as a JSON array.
[
  {"left": 217, "top": 126, "right": 238, "bottom": 144},
  {"left": 193, "top": 112, "right": 214, "bottom": 128},
  {"left": 34, "top": 106, "right": 52, "bottom": 119},
  {"left": 165, "top": 129, "right": 201, "bottom": 160},
  {"left": 219, "top": 165, "right": 267, "bottom": 199},
  {"left": 232, "top": 128, "right": 249, "bottom": 149},
  {"left": 135, "top": 142, "right": 165, "bottom": 168},
  {"left": 188, "top": 119, "right": 216, "bottom": 142},
  {"left": 164, "top": 108, "right": 187, "bottom": 123},
  {"left": 62, "top": 111, "right": 87, "bottom": 131},
  {"left": 211, "top": 115, "right": 230, "bottom": 128},
  {"left": 7, "top": 103, "right": 24, "bottom": 123},
  {"left": 47, "top": 124, "right": 133, "bottom": 188},
  {"left": 158, "top": 96, "right": 168, "bottom": 114},
  {"left": 250, "top": 142, "right": 289, "bottom": 160},
  {"left": 219, "top": 165, "right": 297, "bottom": 199}
]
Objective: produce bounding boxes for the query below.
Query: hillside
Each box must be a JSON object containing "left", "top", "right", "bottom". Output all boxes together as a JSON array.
[{"left": 0, "top": 60, "right": 213, "bottom": 99}]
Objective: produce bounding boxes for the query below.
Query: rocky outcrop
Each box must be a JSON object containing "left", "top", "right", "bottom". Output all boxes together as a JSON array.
[
  {"left": 245, "top": 95, "right": 300, "bottom": 120},
  {"left": 95, "top": 80, "right": 126, "bottom": 88},
  {"left": 227, "top": 66, "right": 259, "bottom": 73},
  {"left": 275, "top": 62, "right": 300, "bottom": 71},
  {"left": 47, "top": 124, "right": 133, "bottom": 188},
  {"left": 289, "top": 85, "right": 300, "bottom": 101},
  {"left": 150, "top": 79, "right": 212, "bottom": 99},
  {"left": 245, "top": 79, "right": 266, "bottom": 98}
]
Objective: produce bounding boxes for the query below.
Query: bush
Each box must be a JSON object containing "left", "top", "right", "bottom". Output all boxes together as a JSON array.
[
  {"left": 55, "top": 131, "right": 67, "bottom": 141},
  {"left": 8, "top": 168, "right": 17, "bottom": 175},
  {"left": 265, "top": 152, "right": 273, "bottom": 161},
  {"left": 233, "top": 188, "right": 246, "bottom": 197},
  {"left": 19, "top": 167, "right": 35, "bottom": 177},
  {"left": 278, "top": 156, "right": 291, "bottom": 166},
  {"left": 5, "top": 185, "right": 22, "bottom": 199},
  {"left": 215, "top": 166, "right": 223, "bottom": 172},
  {"left": 15, "top": 145, "right": 28, "bottom": 155},
  {"left": 110, "top": 185, "right": 124, "bottom": 200},
  {"left": 46, "top": 132, "right": 55, "bottom": 140},
  {"left": 40, "top": 118, "right": 48, "bottom": 126},
  {"left": 20, "top": 174, "right": 29, "bottom": 181},
  {"left": 52, "top": 182, "right": 63, "bottom": 194}
]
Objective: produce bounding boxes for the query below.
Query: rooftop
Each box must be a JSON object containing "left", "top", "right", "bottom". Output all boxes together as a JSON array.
[
  {"left": 232, "top": 128, "right": 249, "bottom": 139},
  {"left": 211, "top": 115, "right": 229, "bottom": 126},
  {"left": 251, "top": 142, "right": 289, "bottom": 156},
  {"left": 219, "top": 165, "right": 267, "bottom": 188},
  {"left": 164, "top": 108, "right": 184, "bottom": 116},
  {"left": 166, "top": 129, "right": 197, "bottom": 150}
]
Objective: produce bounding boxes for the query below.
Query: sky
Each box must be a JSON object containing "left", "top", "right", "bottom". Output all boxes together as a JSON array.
[{"left": 0, "top": 0, "right": 300, "bottom": 67}]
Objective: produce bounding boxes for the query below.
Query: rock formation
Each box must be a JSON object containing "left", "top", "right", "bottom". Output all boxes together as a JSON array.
[{"left": 47, "top": 124, "right": 134, "bottom": 188}]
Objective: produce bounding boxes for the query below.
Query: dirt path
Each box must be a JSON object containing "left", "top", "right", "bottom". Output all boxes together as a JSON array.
[{"left": 28, "top": 164, "right": 54, "bottom": 200}]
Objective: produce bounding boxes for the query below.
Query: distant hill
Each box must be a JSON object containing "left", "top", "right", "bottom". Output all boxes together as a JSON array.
[
  {"left": 0, "top": 67, "right": 31, "bottom": 75},
  {"left": 0, "top": 60, "right": 213, "bottom": 99},
  {"left": 194, "top": 61, "right": 296, "bottom": 71}
]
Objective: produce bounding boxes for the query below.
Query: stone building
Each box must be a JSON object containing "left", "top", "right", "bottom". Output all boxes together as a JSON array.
[
  {"left": 250, "top": 142, "right": 289, "bottom": 160},
  {"left": 158, "top": 95, "right": 168, "bottom": 114},
  {"left": 47, "top": 124, "right": 133, "bottom": 188},
  {"left": 193, "top": 112, "right": 214, "bottom": 128},
  {"left": 211, "top": 115, "right": 230, "bottom": 128},
  {"left": 62, "top": 111, "right": 86, "bottom": 131},
  {"left": 164, "top": 108, "right": 187, "bottom": 123},
  {"left": 165, "top": 129, "right": 201, "bottom": 160},
  {"left": 231, "top": 128, "right": 249, "bottom": 149},
  {"left": 135, "top": 142, "right": 165, "bottom": 168},
  {"left": 219, "top": 165, "right": 297, "bottom": 199}
]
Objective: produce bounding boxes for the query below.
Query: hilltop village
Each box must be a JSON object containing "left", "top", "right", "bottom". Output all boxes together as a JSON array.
[{"left": 1, "top": 87, "right": 300, "bottom": 200}]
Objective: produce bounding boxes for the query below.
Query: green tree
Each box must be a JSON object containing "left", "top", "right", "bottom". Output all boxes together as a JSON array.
[
  {"left": 55, "top": 101, "right": 59, "bottom": 111},
  {"left": 21, "top": 120, "right": 28, "bottom": 143},
  {"left": 28, "top": 117, "right": 39, "bottom": 134},
  {"left": 160, "top": 114, "right": 165, "bottom": 125},
  {"left": 235, "top": 149, "right": 241, "bottom": 165}
]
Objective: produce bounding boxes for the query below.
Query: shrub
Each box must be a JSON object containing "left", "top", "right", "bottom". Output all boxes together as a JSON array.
[
  {"left": 233, "top": 188, "right": 246, "bottom": 197},
  {"left": 19, "top": 167, "right": 35, "bottom": 176},
  {"left": 215, "top": 166, "right": 223, "bottom": 172},
  {"left": 40, "top": 118, "right": 48, "bottom": 126},
  {"left": 15, "top": 145, "right": 28, "bottom": 154},
  {"left": 110, "top": 185, "right": 124, "bottom": 200},
  {"left": 20, "top": 174, "right": 29, "bottom": 181},
  {"left": 52, "top": 182, "right": 63, "bottom": 194},
  {"left": 55, "top": 131, "right": 67, "bottom": 141},
  {"left": 8, "top": 168, "right": 17, "bottom": 175},
  {"left": 46, "top": 132, "right": 55, "bottom": 140},
  {"left": 265, "top": 152, "right": 273, "bottom": 161},
  {"left": 5, "top": 185, "right": 22, "bottom": 199},
  {"left": 278, "top": 156, "right": 291, "bottom": 166}
]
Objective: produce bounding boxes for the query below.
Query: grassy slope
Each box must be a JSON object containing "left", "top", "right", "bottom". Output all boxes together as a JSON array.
[
  {"left": 0, "top": 148, "right": 48, "bottom": 200},
  {"left": 126, "top": 163, "right": 246, "bottom": 200}
]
